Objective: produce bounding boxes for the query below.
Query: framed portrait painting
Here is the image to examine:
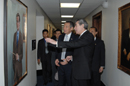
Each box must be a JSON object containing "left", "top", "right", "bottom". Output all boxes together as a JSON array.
[
  {"left": 118, "top": 3, "right": 130, "bottom": 75},
  {"left": 4, "top": 0, "right": 28, "bottom": 86}
]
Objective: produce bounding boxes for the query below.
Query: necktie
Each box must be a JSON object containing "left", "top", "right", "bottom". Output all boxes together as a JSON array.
[
  {"left": 61, "top": 35, "right": 68, "bottom": 60},
  {"left": 45, "top": 40, "right": 49, "bottom": 54}
]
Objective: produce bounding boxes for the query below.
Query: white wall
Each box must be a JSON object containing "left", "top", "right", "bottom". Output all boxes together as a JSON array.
[
  {"left": 0, "top": 0, "right": 5, "bottom": 86},
  {"left": 36, "top": 16, "right": 44, "bottom": 70},
  {"left": 0, "top": 0, "right": 56, "bottom": 86},
  {"left": 85, "top": 0, "right": 130, "bottom": 86},
  {"left": 18, "top": 0, "right": 56, "bottom": 86}
]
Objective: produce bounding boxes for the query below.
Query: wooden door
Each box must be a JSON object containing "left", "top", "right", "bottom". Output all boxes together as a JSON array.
[{"left": 93, "top": 11, "right": 102, "bottom": 39}]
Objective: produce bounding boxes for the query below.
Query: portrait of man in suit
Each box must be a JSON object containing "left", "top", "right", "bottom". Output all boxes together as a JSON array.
[
  {"left": 121, "top": 18, "right": 130, "bottom": 69},
  {"left": 13, "top": 13, "right": 23, "bottom": 82},
  {"left": 89, "top": 27, "right": 105, "bottom": 86},
  {"left": 45, "top": 19, "right": 95, "bottom": 86},
  {"left": 118, "top": 5, "right": 130, "bottom": 75}
]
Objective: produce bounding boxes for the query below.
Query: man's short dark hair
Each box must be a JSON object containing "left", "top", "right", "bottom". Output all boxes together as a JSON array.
[
  {"left": 16, "top": 13, "right": 20, "bottom": 22},
  {"left": 66, "top": 21, "right": 74, "bottom": 28},
  {"left": 76, "top": 19, "right": 88, "bottom": 29},
  {"left": 90, "top": 27, "right": 98, "bottom": 32},
  {"left": 42, "top": 29, "right": 48, "bottom": 33},
  {"left": 55, "top": 29, "right": 62, "bottom": 34}
]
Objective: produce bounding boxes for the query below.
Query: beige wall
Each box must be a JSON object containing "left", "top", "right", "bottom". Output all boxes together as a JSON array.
[
  {"left": 0, "top": 0, "right": 5, "bottom": 85},
  {"left": 85, "top": 0, "right": 130, "bottom": 86},
  {"left": 0, "top": 0, "right": 56, "bottom": 86}
]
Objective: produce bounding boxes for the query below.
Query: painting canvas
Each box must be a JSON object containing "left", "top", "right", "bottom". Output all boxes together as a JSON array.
[
  {"left": 4, "top": 0, "right": 27, "bottom": 86},
  {"left": 118, "top": 3, "right": 130, "bottom": 75}
]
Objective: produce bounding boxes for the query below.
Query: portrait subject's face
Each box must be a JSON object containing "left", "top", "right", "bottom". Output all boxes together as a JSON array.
[{"left": 16, "top": 16, "right": 20, "bottom": 30}]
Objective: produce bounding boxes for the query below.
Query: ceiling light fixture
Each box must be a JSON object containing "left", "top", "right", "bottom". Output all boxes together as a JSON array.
[
  {"left": 61, "top": 3, "right": 80, "bottom": 8},
  {"left": 61, "top": 24, "right": 64, "bottom": 25},
  {"left": 61, "top": 21, "right": 66, "bottom": 23},
  {"left": 61, "top": 15, "right": 73, "bottom": 18}
]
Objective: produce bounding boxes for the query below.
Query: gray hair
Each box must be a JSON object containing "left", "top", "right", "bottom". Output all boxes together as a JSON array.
[{"left": 76, "top": 19, "right": 88, "bottom": 29}]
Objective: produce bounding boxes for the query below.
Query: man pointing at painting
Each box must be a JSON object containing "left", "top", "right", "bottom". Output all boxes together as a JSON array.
[{"left": 45, "top": 19, "right": 95, "bottom": 86}]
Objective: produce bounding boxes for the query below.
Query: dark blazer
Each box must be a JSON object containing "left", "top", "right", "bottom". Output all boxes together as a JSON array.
[
  {"left": 37, "top": 38, "right": 50, "bottom": 62},
  {"left": 121, "top": 29, "right": 130, "bottom": 69},
  {"left": 58, "top": 31, "right": 95, "bottom": 79},
  {"left": 56, "top": 33, "right": 78, "bottom": 62},
  {"left": 92, "top": 38, "right": 105, "bottom": 72},
  {"left": 13, "top": 30, "right": 23, "bottom": 81}
]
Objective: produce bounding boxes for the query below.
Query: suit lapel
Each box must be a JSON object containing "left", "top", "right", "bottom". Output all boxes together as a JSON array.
[
  {"left": 80, "top": 30, "right": 89, "bottom": 39},
  {"left": 69, "top": 33, "right": 74, "bottom": 41},
  {"left": 62, "top": 34, "right": 65, "bottom": 41}
]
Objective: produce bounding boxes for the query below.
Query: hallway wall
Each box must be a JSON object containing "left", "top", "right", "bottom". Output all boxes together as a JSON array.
[
  {"left": 18, "top": 0, "right": 56, "bottom": 86},
  {"left": 0, "top": 0, "right": 5, "bottom": 86},
  {"left": 85, "top": 0, "right": 130, "bottom": 86},
  {"left": 0, "top": 0, "right": 56, "bottom": 86}
]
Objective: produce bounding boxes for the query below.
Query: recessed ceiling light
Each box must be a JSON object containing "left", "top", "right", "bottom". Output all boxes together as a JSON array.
[
  {"left": 61, "top": 15, "right": 73, "bottom": 18},
  {"left": 61, "top": 3, "right": 80, "bottom": 8},
  {"left": 61, "top": 21, "right": 66, "bottom": 23},
  {"left": 61, "top": 24, "right": 64, "bottom": 25}
]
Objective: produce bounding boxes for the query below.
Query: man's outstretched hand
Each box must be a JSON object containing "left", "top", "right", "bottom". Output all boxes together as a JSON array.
[{"left": 45, "top": 38, "right": 57, "bottom": 45}]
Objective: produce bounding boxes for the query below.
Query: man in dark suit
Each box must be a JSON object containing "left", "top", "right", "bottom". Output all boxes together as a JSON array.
[
  {"left": 121, "top": 18, "right": 130, "bottom": 69},
  {"left": 89, "top": 27, "right": 105, "bottom": 86},
  {"left": 13, "top": 13, "right": 23, "bottom": 82},
  {"left": 50, "top": 29, "right": 62, "bottom": 86},
  {"left": 37, "top": 29, "right": 52, "bottom": 86},
  {"left": 45, "top": 19, "right": 95, "bottom": 86},
  {"left": 55, "top": 21, "right": 78, "bottom": 86}
]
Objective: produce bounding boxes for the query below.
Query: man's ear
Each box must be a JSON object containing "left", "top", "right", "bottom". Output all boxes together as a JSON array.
[
  {"left": 70, "top": 27, "right": 74, "bottom": 31},
  {"left": 96, "top": 32, "right": 98, "bottom": 35},
  {"left": 81, "top": 24, "right": 84, "bottom": 28}
]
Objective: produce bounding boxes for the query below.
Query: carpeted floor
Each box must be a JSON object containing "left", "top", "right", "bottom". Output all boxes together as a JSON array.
[{"left": 36, "top": 76, "right": 54, "bottom": 86}]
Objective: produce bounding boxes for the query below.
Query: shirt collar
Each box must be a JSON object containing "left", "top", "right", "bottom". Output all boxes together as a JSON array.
[
  {"left": 94, "top": 37, "right": 96, "bottom": 41},
  {"left": 65, "top": 32, "right": 72, "bottom": 38},
  {"left": 17, "top": 30, "right": 19, "bottom": 34},
  {"left": 79, "top": 30, "right": 87, "bottom": 38}
]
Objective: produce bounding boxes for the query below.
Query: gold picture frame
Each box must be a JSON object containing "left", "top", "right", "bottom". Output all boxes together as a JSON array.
[
  {"left": 4, "top": 0, "right": 28, "bottom": 86},
  {"left": 118, "top": 2, "right": 130, "bottom": 75}
]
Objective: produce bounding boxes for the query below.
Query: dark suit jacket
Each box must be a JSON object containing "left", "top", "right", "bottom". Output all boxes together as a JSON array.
[
  {"left": 92, "top": 38, "right": 105, "bottom": 72},
  {"left": 13, "top": 30, "right": 23, "bottom": 81},
  {"left": 37, "top": 38, "right": 51, "bottom": 62},
  {"left": 58, "top": 31, "right": 95, "bottom": 79},
  {"left": 56, "top": 33, "right": 78, "bottom": 62},
  {"left": 121, "top": 29, "right": 130, "bottom": 69}
]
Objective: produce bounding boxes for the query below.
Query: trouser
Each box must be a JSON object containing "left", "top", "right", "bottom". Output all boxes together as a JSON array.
[
  {"left": 58, "top": 64, "right": 72, "bottom": 86},
  {"left": 51, "top": 52, "right": 58, "bottom": 86},
  {"left": 91, "top": 71, "right": 101, "bottom": 86},
  {"left": 72, "top": 76, "right": 90, "bottom": 86},
  {"left": 42, "top": 53, "right": 52, "bottom": 84}
]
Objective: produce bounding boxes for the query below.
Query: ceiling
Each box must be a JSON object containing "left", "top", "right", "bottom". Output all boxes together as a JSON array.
[{"left": 36, "top": 0, "right": 104, "bottom": 29}]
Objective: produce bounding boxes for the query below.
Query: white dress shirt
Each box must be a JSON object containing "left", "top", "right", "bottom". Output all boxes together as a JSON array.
[
  {"left": 79, "top": 30, "right": 87, "bottom": 38},
  {"left": 61, "top": 32, "right": 72, "bottom": 60}
]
